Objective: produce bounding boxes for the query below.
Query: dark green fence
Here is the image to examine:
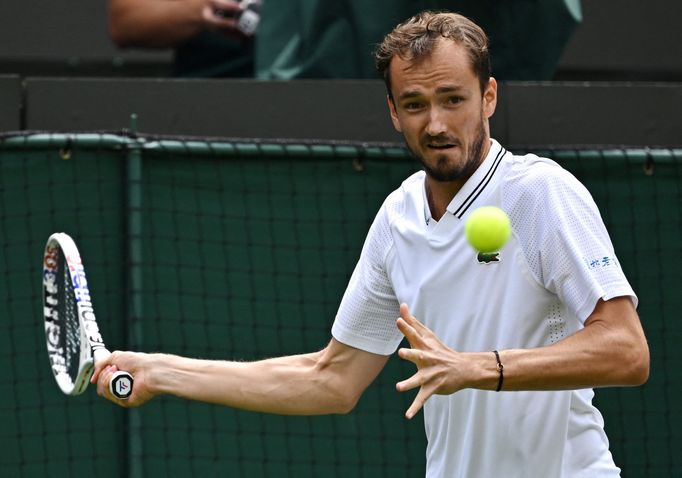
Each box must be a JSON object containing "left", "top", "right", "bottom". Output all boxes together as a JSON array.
[{"left": 0, "top": 133, "right": 679, "bottom": 477}]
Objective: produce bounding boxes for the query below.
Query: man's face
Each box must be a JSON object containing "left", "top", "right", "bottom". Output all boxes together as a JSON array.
[{"left": 387, "top": 39, "right": 497, "bottom": 182}]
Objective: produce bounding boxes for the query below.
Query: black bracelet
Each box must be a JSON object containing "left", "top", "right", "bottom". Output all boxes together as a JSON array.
[{"left": 493, "top": 350, "right": 504, "bottom": 392}]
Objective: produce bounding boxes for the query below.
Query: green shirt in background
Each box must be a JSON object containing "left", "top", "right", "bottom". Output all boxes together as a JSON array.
[{"left": 255, "top": 0, "right": 582, "bottom": 81}]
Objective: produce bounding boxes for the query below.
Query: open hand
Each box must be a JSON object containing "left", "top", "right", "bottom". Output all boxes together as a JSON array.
[{"left": 396, "top": 304, "right": 468, "bottom": 419}]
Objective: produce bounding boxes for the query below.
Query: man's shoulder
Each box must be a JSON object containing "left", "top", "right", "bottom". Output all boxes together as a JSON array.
[
  {"left": 503, "top": 151, "right": 586, "bottom": 200},
  {"left": 499, "top": 150, "right": 598, "bottom": 230},
  {"left": 382, "top": 170, "right": 424, "bottom": 217},
  {"left": 506, "top": 151, "right": 565, "bottom": 181}
]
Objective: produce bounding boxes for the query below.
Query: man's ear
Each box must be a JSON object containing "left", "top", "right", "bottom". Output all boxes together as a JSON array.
[
  {"left": 483, "top": 77, "right": 498, "bottom": 120},
  {"left": 387, "top": 95, "right": 403, "bottom": 133}
]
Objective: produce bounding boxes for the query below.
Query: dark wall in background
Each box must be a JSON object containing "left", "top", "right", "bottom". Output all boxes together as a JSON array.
[
  {"left": 558, "top": 0, "right": 682, "bottom": 80},
  {"left": 0, "top": 0, "right": 680, "bottom": 80},
  {"left": 3, "top": 79, "right": 679, "bottom": 148},
  {"left": 0, "top": 0, "right": 171, "bottom": 77},
  {"left": 23, "top": 79, "right": 403, "bottom": 142},
  {"left": 0, "top": 75, "right": 21, "bottom": 131},
  {"left": 1, "top": 0, "right": 680, "bottom": 146},
  {"left": 500, "top": 83, "right": 682, "bottom": 147}
]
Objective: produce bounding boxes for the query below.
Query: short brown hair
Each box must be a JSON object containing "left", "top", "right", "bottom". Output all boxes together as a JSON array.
[{"left": 375, "top": 11, "right": 491, "bottom": 97}]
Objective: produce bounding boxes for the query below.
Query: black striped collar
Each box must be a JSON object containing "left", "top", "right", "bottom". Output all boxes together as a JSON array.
[{"left": 448, "top": 139, "right": 507, "bottom": 219}]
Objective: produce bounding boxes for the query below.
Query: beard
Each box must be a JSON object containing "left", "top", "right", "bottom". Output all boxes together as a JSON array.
[{"left": 408, "top": 116, "right": 487, "bottom": 183}]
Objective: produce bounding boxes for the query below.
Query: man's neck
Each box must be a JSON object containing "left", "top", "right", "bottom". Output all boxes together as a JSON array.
[
  {"left": 425, "top": 177, "right": 464, "bottom": 221},
  {"left": 425, "top": 139, "right": 492, "bottom": 221}
]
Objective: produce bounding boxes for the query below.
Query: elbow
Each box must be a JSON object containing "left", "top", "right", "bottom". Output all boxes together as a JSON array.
[
  {"left": 317, "top": 371, "right": 364, "bottom": 415},
  {"left": 622, "top": 340, "right": 650, "bottom": 386},
  {"left": 630, "top": 352, "right": 650, "bottom": 386},
  {"left": 336, "top": 392, "right": 361, "bottom": 415},
  {"left": 327, "top": 386, "right": 362, "bottom": 415}
]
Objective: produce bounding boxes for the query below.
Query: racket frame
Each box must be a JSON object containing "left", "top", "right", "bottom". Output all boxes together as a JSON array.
[{"left": 43, "top": 232, "right": 132, "bottom": 398}]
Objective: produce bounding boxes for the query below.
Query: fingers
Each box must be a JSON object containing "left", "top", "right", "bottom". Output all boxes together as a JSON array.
[
  {"left": 399, "top": 303, "right": 424, "bottom": 327},
  {"left": 397, "top": 304, "right": 422, "bottom": 345},
  {"left": 208, "top": 0, "right": 241, "bottom": 12},
  {"left": 400, "top": 303, "right": 411, "bottom": 321},
  {"left": 395, "top": 304, "right": 442, "bottom": 418},
  {"left": 396, "top": 360, "right": 434, "bottom": 419},
  {"left": 398, "top": 346, "right": 421, "bottom": 363},
  {"left": 203, "top": 0, "right": 242, "bottom": 30},
  {"left": 396, "top": 368, "right": 433, "bottom": 419},
  {"left": 398, "top": 303, "right": 429, "bottom": 332},
  {"left": 396, "top": 317, "right": 419, "bottom": 343},
  {"left": 397, "top": 304, "right": 433, "bottom": 351},
  {"left": 91, "top": 354, "right": 114, "bottom": 383},
  {"left": 396, "top": 371, "right": 421, "bottom": 392},
  {"left": 92, "top": 351, "right": 137, "bottom": 405},
  {"left": 96, "top": 364, "right": 119, "bottom": 397},
  {"left": 405, "top": 387, "right": 430, "bottom": 420},
  {"left": 203, "top": 7, "right": 238, "bottom": 28}
]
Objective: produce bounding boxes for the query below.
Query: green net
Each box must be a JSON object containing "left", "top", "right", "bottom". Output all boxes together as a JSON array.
[{"left": 0, "top": 134, "right": 679, "bottom": 477}]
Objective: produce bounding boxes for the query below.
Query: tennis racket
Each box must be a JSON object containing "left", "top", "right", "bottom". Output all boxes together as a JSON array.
[{"left": 42, "top": 232, "right": 133, "bottom": 399}]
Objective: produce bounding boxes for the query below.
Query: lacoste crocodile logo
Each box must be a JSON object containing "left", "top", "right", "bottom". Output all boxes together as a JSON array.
[{"left": 477, "top": 252, "right": 500, "bottom": 264}]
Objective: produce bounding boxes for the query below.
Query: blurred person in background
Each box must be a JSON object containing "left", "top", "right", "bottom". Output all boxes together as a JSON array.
[
  {"left": 107, "top": 0, "right": 580, "bottom": 81},
  {"left": 107, "top": 0, "right": 256, "bottom": 77},
  {"left": 254, "top": 0, "right": 581, "bottom": 80}
]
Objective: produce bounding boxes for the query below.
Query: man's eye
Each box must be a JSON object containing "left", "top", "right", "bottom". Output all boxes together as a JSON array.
[
  {"left": 403, "top": 102, "right": 423, "bottom": 110},
  {"left": 447, "top": 96, "right": 463, "bottom": 105}
]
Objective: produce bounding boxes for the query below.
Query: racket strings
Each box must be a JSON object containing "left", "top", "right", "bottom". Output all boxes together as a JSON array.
[{"left": 58, "top": 250, "right": 81, "bottom": 384}]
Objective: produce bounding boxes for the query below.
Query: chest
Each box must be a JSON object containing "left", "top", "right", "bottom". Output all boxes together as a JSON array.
[{"left": 386, "top": 218, "right": 566, "bottom": 350}]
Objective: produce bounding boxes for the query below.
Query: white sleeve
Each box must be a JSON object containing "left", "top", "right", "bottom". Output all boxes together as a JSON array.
[
  {"left": 332, "top": 204, "right": 402, "bottom": 355},
  {"left": 506, "top": 160, "right": 637, "bottom": 322}
]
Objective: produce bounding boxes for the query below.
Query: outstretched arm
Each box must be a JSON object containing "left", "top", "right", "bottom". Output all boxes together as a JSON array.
[
  {"left": 92, "top": 338, "right": 389, "bottom": 414},
  {"left": 396, "top": 297, "right": 649, "bottom": 418},
  {"left": 107, "top": 0, "right": 242, "bottom": 48}
]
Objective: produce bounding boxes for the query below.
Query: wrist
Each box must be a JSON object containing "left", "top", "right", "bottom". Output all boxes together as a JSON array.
[
  {"left": 465, "top": 351, "right": 504, "bottom": 391},
  {"left": 492, "top": 350, "right": 504, "bottom": 392},
  {"left": 146, "top": 353, "right": 179, "bottom": 396}
]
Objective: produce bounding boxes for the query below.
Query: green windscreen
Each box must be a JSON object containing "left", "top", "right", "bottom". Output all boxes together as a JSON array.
[{"left": 0, "top": 134, "right": 679, "bottom": 477}]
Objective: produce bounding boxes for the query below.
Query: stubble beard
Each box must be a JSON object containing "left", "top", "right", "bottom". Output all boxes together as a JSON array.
[{"left": 410, "top": 117, "right": 487, "bottom": 183}]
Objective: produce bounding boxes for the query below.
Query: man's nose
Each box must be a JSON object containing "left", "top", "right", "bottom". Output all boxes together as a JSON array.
[{"left": 425, "top": 108, "right": 447, "bottom": 137}]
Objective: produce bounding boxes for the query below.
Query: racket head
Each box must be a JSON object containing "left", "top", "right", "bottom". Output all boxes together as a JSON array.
[{"left": 43, "top": 233, "right": 104, "bottom": 396}]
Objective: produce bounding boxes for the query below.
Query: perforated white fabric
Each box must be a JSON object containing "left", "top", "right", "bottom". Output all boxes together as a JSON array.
[
  {"left": 502, "top": 154, "right": 636, "bottom": 322},
  {"left": 332, "top": 192, "right": 403, "bottom": 355}
]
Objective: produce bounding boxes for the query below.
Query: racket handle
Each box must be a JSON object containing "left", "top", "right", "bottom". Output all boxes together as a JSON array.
[
  {"left": 94, "top": 348, "right": 134, "bottom": 400},
  {"left": 109, "top": 371, "right": 134, "bottom": 399}
]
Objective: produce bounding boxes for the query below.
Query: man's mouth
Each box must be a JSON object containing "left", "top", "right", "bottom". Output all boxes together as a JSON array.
[
  {"left": 427, "top": 142, "right": 457, "bottom": 150},
  {"left": 424, "top": 136, "right": 459, "bottom": 150}
]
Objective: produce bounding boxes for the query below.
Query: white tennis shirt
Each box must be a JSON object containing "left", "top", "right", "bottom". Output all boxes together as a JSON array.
[{"left": 332, "top": 139, "right": 635, "bottom": 477}]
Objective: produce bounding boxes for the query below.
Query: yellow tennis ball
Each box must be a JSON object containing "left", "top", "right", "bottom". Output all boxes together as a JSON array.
[{"left": 465, "top": 206, "right": 511, "bottom": 253}]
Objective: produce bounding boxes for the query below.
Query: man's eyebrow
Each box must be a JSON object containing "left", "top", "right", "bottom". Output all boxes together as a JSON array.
[
  {"left": 436, "top": 85, "right": 464, "bottom": 94},
  {"left": 397, "top": 90, "right": 422, "bottom": 101},
  {"left": 397, "top": 85, "right": 464, "bottom": 101}
]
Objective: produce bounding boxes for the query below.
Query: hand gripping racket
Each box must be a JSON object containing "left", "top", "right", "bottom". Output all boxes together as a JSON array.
[{"left": 43, "top": 232, "right": 133, "bottom": 399}]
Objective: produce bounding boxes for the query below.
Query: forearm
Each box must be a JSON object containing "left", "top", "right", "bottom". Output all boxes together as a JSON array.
[
  {"left": 149, "top": 352, "right": 353, "bottom": 415},
  {"left": 397, "top": 298, "right": 649, "bottom": 418},
  {"left": 108, "top": 0, "right": 207, "bottom": 48},
  {"left": 480, "top": 334, "right": 644, "bottom": 392},
  {"left": 470, "top": 298, "right": 650, "bottom": 391}
]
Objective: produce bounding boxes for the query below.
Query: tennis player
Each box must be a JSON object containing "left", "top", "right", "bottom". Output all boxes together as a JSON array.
[{"left": 93, "top": 11, "right": 649, "bottom": 477}]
